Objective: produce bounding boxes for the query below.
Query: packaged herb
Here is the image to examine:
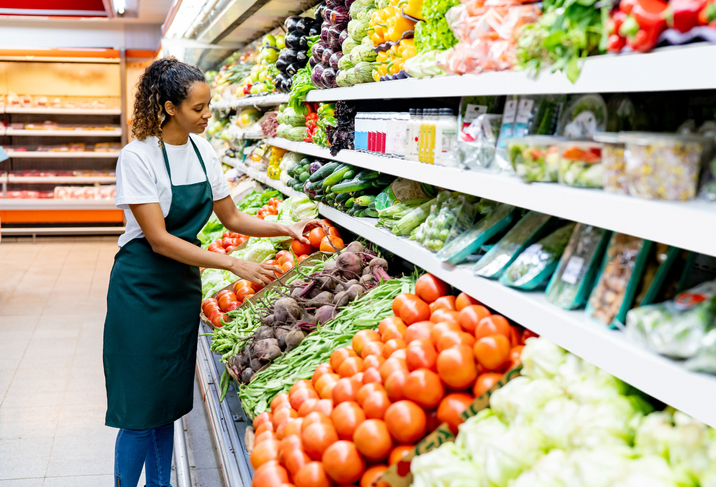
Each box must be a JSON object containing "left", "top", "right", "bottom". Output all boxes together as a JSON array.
[
  {"left": 423, "top": 193, "right": 478, "bottom": 253},
  {"left": 412, "top": 191, "right": 449, "bottom": 245},
  {"left": 473, "top": 211, "right": 553, "bottom": 279},
  {"left": 546, "top": 224, "right": 611, "bottom": 310},
  {"left": 557, "top": 94, "right": 607, "bottom": 139},
  {"left": 499, "top": 222, "right": 576, "bottom": 290},
  {"left": 436, "top": 204, "right": 519, "bottom": 265},
  {"left": 586, "top": 233, "right": 653, "bottom": 327}
]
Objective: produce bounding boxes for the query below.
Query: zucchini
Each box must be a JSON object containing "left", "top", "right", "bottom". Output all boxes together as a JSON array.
[
  {"left": 342, "top": 169, "right": 356, "bottom": 180},
  {"left": 356, "top": 209, "right": 367, "bottom": 217},
  {"left": 365, "top": 208, "right": 379, "bottom": 218},
  {"left": 299, "top": 172, "right": 310, "bottom": 182},
  {"left": 331, "top": 180, "right": 374, "bottom": 194},
  {"left": 322, "top": 164, "right": 352, "bottom": 187},
  {"left": 345, "top": 197, "right": 355, "bottom": 208},
  {"left": 336, "top": 192, "right": 351, "bottom": 204},
  {"left": 354, "top": 195, "right": 376, "bottom": 207},
  {"left": 308, "top": 178, "right": 327, "bottom": 191},
  {"left": 354, "top": 169, "right": 381, "bottom": 181},
  {"left": 287, "top": 178, "right": 298, "bottom": 187},
  {"left": 309, "top": 162, "right": 340, "bottom": 182}
]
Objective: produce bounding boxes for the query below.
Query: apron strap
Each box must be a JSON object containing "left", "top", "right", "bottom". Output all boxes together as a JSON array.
[{"left": 160, "top": 136, "right": 210, "bottom": 184}]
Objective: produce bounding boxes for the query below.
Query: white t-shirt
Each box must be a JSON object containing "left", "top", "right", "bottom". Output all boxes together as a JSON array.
[{"left": 115, "top": 134, "right": 230, "bottom": 247}]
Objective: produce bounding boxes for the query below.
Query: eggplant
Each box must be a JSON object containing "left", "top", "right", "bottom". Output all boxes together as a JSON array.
[
  {"left": 285, "top": 16, "right": 301, "bottom": 31},
  {"left": 312, "top": 41, "right": 326, "bottom": 60},
  {"left": 296, "top": 50, "right": 308, "bottom": 65},
  {"left": 322, "top": 67, "right": 337, "bottom": 88},
  {"left": 322, "top": 7, "right": 332, "bottom": 21},
  {"left": 281, "top": 78, "right": 292, "bottom": 92},
  {"left": 326, "top": 0, "right": 344, "bottom": 8},
  {"left": 308, "top": 56, "right": 319, "bottom": 69},
  {"left": 330, "top": 6, "right": 349, "bottom": 24},
  {"left": 309, "top": 23, "right": 321, "bottom": 36},
  {"left": 286, "top": 63, "right": 298, "bottom": 77},
  {"left": 339, "top": 29, "right": 349, "bottom": 44},
  {"left": 295, "top": 17, "right": 311, "bottom": 36},
  {"left": 285, "top": 33, "right": 301, "bottom": 50},
  {"left": 320, "top": 21, "right": 331, "bottom": 42},
  {"left": 314, "top": 4, "right": 326, "bottom": 20},
  {"left": 320, "top": 47, "right": 333, "bottom": 66},
  {"left": 345, "top": 0, "right": 356, "bottom": 7},
  {"left": 299, "top": 36, "right": 309, "bottom": 51},
  {"left": 329, "top": 51, "right": 344, "bottom": 71},
  {"left": 311, "top": 64, "right": 326, "bottom": 88},
  {"left": 328, "top": 29, "right": 343, "bottom": 51},
  {"left": 275, "top": 58, "right": 289, "bottom": 73},
  {"left": 282, "top": 48, "right": 298, "bottom": 64}
]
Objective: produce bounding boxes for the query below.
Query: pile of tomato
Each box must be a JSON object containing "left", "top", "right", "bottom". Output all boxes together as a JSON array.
[
  {"left": 257, "top": 197, "right": 283, "bottom": 219},
  {"left": 207, "top": 231, "right": 250, "bottom": 254},
  {"left": 305, "top": 221, "right": 345, "bottom": 253},
  {"left": 248, "top": 274, "right": 537, "bottom": 487},
  {"left": 202, "top": 279, "right": 266, "bottom": 327}
]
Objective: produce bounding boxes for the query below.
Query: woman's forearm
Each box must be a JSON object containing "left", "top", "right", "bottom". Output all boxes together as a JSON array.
[
  {"left": 223, "top": 207, "right": 291, "bottom": 238},
  {"left": 150, "top": 232, "right": 234, "bottom": 270}
]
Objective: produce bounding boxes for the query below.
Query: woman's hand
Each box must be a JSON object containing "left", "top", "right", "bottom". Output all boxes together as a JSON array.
[
  {"left": 227, "top": 258, "right": 282, "bottom": 286},
  {"left": 285, "top": 219, "right": 327, "bottom": 244}
]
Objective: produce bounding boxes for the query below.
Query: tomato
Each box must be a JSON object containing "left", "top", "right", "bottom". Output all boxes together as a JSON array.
[
  {"left": 251, "top": 438, "right": 280, "bottom": 469},
  {"left": 272, "top": 407, "right": 298, "bottom": 429},
  {"left": 225, "top": 246, "right": 236, "bottom": 255},
  {"left": 474, "top": 315, "right": 512, "bottom": 340},
  {"left": 381, "top": 339, "right": 406, "bottom": 360},
  {"left": 309, "top": 228, "right": 329, "bottom": 248},
  {"left": 473, "top": 372, "right": 502, "bottom": 398},
  {"left": 429, "top": 295, "right": 457, "bottom": 314},
  {"left": 384, "top": 401, "right": 427, "bottom": 444},
  {"left": 312, "top": 364, "right": 334, "bottom": 387},
  {"left": 437, "top": 345, "right": 478, "bottom": 390},
  {"left": 430, "top": 309, "right": 460, "bottom": 325},
  {"left": 352, "top": 330, "right": 381, "bottom": 356},
  {"left": 322, "top": 440, "right": 366, "bottom": 485},
  {"left": 458, "top": 305, "right": 491, "bottom": 333},
  {"left": 236, "top": 286, "right": 255, "bottom": 302},
  {"left": 388, "top": 445, "right": 414, "bottom": 466},
  {"left": 363, "top": 390, "right": 391, "bottom": 419},
  {"left": 399, "top": 297, "right": 430, "bottom": 325},
  {"left": 211, "top": 313, "right": 224, "bottom": 328},
  {"left": 315, "top": 373, "right": 339, "bottom": 397},
  {"left": 254, "top": 411, "right": 273, "bottom": 430},
  {"left": 429, "top": 321, "right": 461, "bottom": 345},
  {"left": 253, "top": 461, "right": 289, "bottom": 487},
  {"left": 353, "top": 372, "right": 365, "bottom": 383},
  {"left": 289, "top": 380, "right": 314, "bottom": 396},
  {"left": 318, "top": 381, "right": 337, "bottom": 400},
  {"left": 278, "top": 433, "right": 302, "bottom": 458},
  {"left": 331, "top": 401, "right": 366, "bottom": 440},
  {"left": 311, "top": 399, "right": 334, "bottom": 417},
  {"left": 233, "top": 280, "right": 256, "bottom": 293},
  {"left": 201, "top": 298, "right": 217, "bottom": 314},
  {"left": 402, "top": 321, "right": 433, "bottom": 345},
  {"left": 294, "top": 462, "right": 331, "bottom": 487},
  {"left": 509, "top": 345, "right": 524, "bottom": 368},
  {"left": 454, "top": 292, "right": 479, "bottom": 311},
  {"left": 320, "top": 235, "right": 345, "bottom": 252},
  {"left": 289, "top": 238, "right": 313, "bottom": 256},
  {"left": 283, "top": 448, "right": 310, "bottom": 477},
  {"left": 256, "top": 430, "right": 276, "bottom": 445},
  {"left": 392, "top": 293, "right": 419, "bottom": 316},
  {"left": 280, "top": 261, "right": 294, "bottom": 273},
  {"left": 225, "top": 301, "right": 240, "bottom": 312},
  {"left": 378, "top": 316, "right": 405, "bottom": 336},
  {"left": 328, "top": 226, "right": 341, "bottom": 238},
  {"left": 406, "top": 339, "right": 437, "bottom": 371},
  {"left": 332, "top": 377, "right": 363, "bottom": 405},
  {"left": 297, "top": 254, "right": 309, "bottom": 263},
  {"left": 522, "top": 328, "right": 539, "bottom": 343},
  {"left": 353, "top": 418, "right": 393, "bottom": 461},
  {"left": 415, "top": 274, "right": 449, "bottom": 303},
  {"left": 361, "top": 465, "right": 389, "bottom": 487},
  {"left": 357, "top": 383, "right": 385, "bottom": 406},
  {"left": 362, "top": 367, "right": 382, "bottom": 384},
  {"left": 218, "top": 291, "right": 238, "bottom": 312},
  {"left": 301, "top": 411, "right": 332, "bottom": 431},
  {"left": 283, "top": 418, "right": 304, "bottom": 439},
  {"left": 297, "top": 398, "right": 319, "bottom": 418},
  {"left": 265, "top": 259, "right": 278, "bottom": 267},
  {"left": 203, "top": 301, "right": 220, "bottom": 316},
  {"left": 330, "top": 348, "right": 358, "bottom": 372},
  {"left": 273, "top": 402, "right": 293, "bottom": 413},
  {"left": 363, "top": 354, "right": 385, "bottom": 371},
  {"left": 269, "top": 197, "right": 281, "bottom": 207},
  {"left": 437, "top": 331, "right": 476, "bottom": 352},
  {"left": 379, "top": 357, "right": 408, "bottom": 382},
  {"left": 301, "top": 422, "right": 339, "bottom": 460},
  {"left": 256, "top": 422, "right": 274, "bottom": 437},
  {"left": 276, "top": 254, "right": 292, "bottom": 266},
  {"left": 361, "top": 341, "right": 385, "bottom": 359},
  {"left": 384, "top": 370, "right": 407, "bottom": 402},
  {"left": 390, "top": 348, "right": 407, "bottom": 361},
  {"left": 381, "top": 322, "right": 407, "bottom": 342},
  {"left": 437, "top": 393, "right": 473, "bottom": 434},
  {"left": 403, "top": 368, "right": 444, "bottom": 409},
  {"left": 474, "top": 335, "right": 511, "bottom": 371}
]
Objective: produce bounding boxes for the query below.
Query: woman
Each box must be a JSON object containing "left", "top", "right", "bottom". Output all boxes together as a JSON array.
[{"left": 104, "top": 57, "right": 321, "bottom": 486}]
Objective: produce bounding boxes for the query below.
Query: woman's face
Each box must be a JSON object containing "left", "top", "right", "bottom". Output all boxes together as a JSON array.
[{"left": 166, "top": 81, "right": 212, "bottom": 134}]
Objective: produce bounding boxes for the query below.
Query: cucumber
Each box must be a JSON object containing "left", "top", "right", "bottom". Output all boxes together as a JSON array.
[
  {"left": 365, "top": 208, "right": 379, "bottom": 218},
  {"left": 309, "top": 162, "right": 340, "bottom": 182},
  {"left": 336, "top": 192, "right": 351, "bottom": 204},
  {"left": 308, "top": 178, "right": 327, "bottom": 191},
  {"left": 327, "top": 193, "right": 336, "bottom": 201},
  {"left": 342, "top": 169, "right": 356, "bottom": 180},
  {"left": 286, "top": 178, "right": 298, "bottom": 187},
  {"left": 356, "top": 209, "right": 367, "bottom": 217},
  {"left": 330, "top": 180, "right": 374, "bottom": 194},
  {"left": 354, "top": 169, "right": 381, "bottom": 181},
  {"left": 322, "top": 164, "right": 352, "bottom": 187},
  {"left": 345, "top": 197, "right": 355, "bottom": 208},
  {"left": 298, "top": 172, "right": 310, "bottom": 182},
  {"left": 354, "top": 195, "right": 376, "bottom": 207}
]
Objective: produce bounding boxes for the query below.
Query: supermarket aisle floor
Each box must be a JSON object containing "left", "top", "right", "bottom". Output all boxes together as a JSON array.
[{"left": 0, "top": 238, "right": 224, "bottom": 486}]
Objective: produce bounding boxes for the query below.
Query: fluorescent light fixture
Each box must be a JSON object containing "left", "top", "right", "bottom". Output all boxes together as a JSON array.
[
  {"left": 164, "top": 0, "right": 209, "bottom": 39},
  {"left": 114, "top": 0, "right": 126, "bottom": 14}
]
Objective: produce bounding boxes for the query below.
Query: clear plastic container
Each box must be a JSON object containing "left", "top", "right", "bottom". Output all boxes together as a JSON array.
[
  {"left": 622, "top": 132, "right": 708, "bottom": 201},
  {"left": 558, "top": 140, "right": 603, "bottom": 188},
  {"left": 594, "top": 132, "right": 627, "bottom": 194},
  {"left": 507, "top": 136, "right": 563, "bottom": 183}
]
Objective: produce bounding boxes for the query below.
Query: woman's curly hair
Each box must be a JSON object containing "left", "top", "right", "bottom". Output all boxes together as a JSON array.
[{"left": 131, "top": 57, "right": 206, "bottom": 142}]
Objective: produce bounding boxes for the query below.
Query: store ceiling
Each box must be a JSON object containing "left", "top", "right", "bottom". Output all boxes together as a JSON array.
[{"left": 0, "top": 0, "right": 173, "bottom": 23}]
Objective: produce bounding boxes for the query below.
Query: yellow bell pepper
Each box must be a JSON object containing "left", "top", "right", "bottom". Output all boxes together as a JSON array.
[
  {"left": 387, "top": 15, "right": 416, "bottom": 42},
  {"left": 400, "top": 0, "right": 424, "bottom": 20}
]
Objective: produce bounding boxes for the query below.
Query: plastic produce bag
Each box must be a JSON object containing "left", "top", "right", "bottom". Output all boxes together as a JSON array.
[
  {"left": 546, "top": 224, "right": 611, "bottom": 310},
  {"left": 586, "top": 234, "right": 653, "bottom": 327},
  {"left": 420, "top": 192, "right": 477, "bottom": 253},
  {"left": 557, "top": 94, "right": 607, "bottom": 139},
  {"left": 626, "top": 280, "right": 716, "bottom": 362},
  {"left": 436, "top": 203, "right": 519, "bottom": 265},
  {"left": 458, "top": 114, "right": 503, "bottom": 171},
  {"left": 500, "top": 222, "right": 576, "bottom": 290},
  {"left": 474, "top": 211, "right": 553, "bottom": 279}
]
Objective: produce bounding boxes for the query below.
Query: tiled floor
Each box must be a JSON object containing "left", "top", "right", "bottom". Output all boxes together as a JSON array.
[{"left": 0, "top": 237, "right": 224, "bottom": 486}]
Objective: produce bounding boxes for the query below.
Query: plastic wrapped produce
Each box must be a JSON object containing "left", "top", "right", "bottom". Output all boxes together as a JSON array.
[
  {"left": 500, "top": 223, "right": 576, "bottom": 290},
  {"left": 557, "top": 94, "right": 607, "bottom": 139},
  {"left": 422, "top": 193, "right": 478, "bottom": 253},
  {"left": 474, "top": 211, "right": 554, "bottom": 279},
  {"left": 558, "top": 140, "right": 604, "bottom": 188},
  {"left": 508, "top": 136, "right": 563, "bottom": 183},
  {"left": 595, "top": 132, "right": 628, "bottom": 194},
  {"left": 546, "top": 224, "right": 611, "bottom": 310},
  {"left": 622, "top": 133, "right": 709, "bottom": 201}
]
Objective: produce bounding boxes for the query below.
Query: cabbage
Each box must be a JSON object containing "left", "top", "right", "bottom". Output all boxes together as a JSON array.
[
  {"left": 411, "top": 442, "right": 481, "bottom": 487},
  {"left": 242, "top": 239, "right": 277, "bottom": 263},
  {"left": 277, "top": 195, "right": 318, "bottom": 221},
  {"left": 568, "top": 446, "right": 634, "bottom": 487},
  {"left": 511, "top": 449, "right": 571, "bottom": 487},
  {"left": 201, "top": 269, "right": 233, "bottom": 298},
  {"left": 489, "top": 377, "right": 563, "bottom": 424},
  {"left": 556, "top": 354, "right": 631, "bottom": 404},
  {"left": 455, "top": 409, "right": 508, "bottom": 454},
  {"left": 569, "top": 396, "right": 652, "bottom": 449},
  {"left": 520, "top": 337, "right": 566, "bottom": 379},
  {"left": 612, "top": 455, "right": 697, "bottom": 487},
  {"left": 532, "top": 397, "right": 581, "bottom": 450}
]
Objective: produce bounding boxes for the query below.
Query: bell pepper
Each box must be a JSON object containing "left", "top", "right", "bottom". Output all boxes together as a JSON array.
[
  {"left": 387, "top": 14, "right": 416, "bottom": 42},
  {"left": 666, "top": 0, "right": 708, "bottom": 32},
  {"left": 606, "top": 10, "right": 628, "bottom": 52},
  {"left": 400, "top": 0, "right": 424, "bottom": 20},
  {"left": 618, "top": 0, "right": 669, "bottom": 52},
  {"left": 698, "top": 0, "right": 716, "bottom": 24}
]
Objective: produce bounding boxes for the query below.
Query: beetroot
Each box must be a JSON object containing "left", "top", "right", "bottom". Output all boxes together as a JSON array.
[
  {"left": 336, "top": 252, "right": 363, "bottom": 278},
  {"left": 315, "top": 305, "right": 336, "bottom": 324}
]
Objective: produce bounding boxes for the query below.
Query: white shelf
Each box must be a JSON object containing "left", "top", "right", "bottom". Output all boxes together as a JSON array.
[
  {"left": 4, "top": 175, "right": 116, "bottom": 184},
  {"left": 6, "top": 151, "right": 119, "bottom": 159},
  {"left": 242, "top": 166, "right": 716, "bottom": 427},
  {"left": 0, "top": 199, "right": 117, "bottom": 210},
  {"left": 0, "top": 226, "right": 124, "bottom": 236},
  {"left": 6, "top": 128, "right": 123, "bottom": 137},
  {"left": 266, "top": 138, "right": 716, "bottom": 258},
  {"left": 5, "top": 107, "right": 121, "bottom": 115}
]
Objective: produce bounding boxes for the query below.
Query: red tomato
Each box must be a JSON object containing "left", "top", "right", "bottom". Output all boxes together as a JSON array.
[
  {"left": 283, "top": 448, "right": 310, "bottom": 477},
  {"left": 331, "top": 377, "right": 363, "bottom": 405},
  {"left": 406, "top": 339, "right": 438, "bottom": 371},
  {"left": 522, "top": 329, "right": 540, "bottom": 343},
  {"left": 509, "top": 345, "right": 524, "bottom": 368},
  {"left": 389, "top": 445, "right": 414, "bottom": 466},
  {"left": 330, "top": 348, "right": 358, "bottom": 372},
  {"left": 436, "top": 345, "right": 478, "bottom": 390},
  {"left": 381, "top": 322, "right": 407, "bottom": 342},
  {"left": 297, "top": 254, "right": 309, "bottom": 263},
  {"left": 292, "top": 238, "right": 314, "bottom": 255},
  {"left": 311, "top": 399, "right": 334, "bottom": 417},
  {"left": 254, "top": 411, "right": 273, "bottom": 430},
  {"left": 473, "top": 372, "right": 502, "bottom": 398},
  {"left": 289, "top": 380, "right": 313, "bottom": 396},
  {"left": 354, "top": 419, "right": 394, "bottom": 462},
  {"left": 294, "top": 462, "right": 331, "bottom": 487},
  {"left": 473, "top": 335, "right": 511, "bottom": 371},
  {"left": 430, "top": 309, "right": 460, "bottom": 325},
  {"left": 430, "top": 321, "right": 461, "bottom": 346},
  {"left": 362, "top": 367, "right": 383, "bottom": 384},
  {"left": 302, "top": 422, "right": 339, "bottom": 460},
  {"left": 256, "top": 430, "right": 276, "bottom": 446},
  {"left": 331, "top": 401, "right": 366, "bottom": 440},
  {"left": 361, "top": 341, "right": 385, "bottom": 359},
  {"left": 403, "top": 369, "right": 444, "bottom": 409},
  {"left": 272, "top": 408, "right": 298, "bottom": 429},
  {"left": 429, "top": 295, "right": 457, "bottom": 313},
  {"left": 474, "top": 315, "right": 512, "bottom": 340},
  {"left": 415, "top": 274, "right": 449, "bottom": 303},
  {"left": 252, "top": 461, "right": 289, "bottom": 487},
  {"left": 384, "top": 370, "right": 407, "bottom": 402},
  {"left": 218, "top": 291, "right": 238, "bottom": 311},
  {"left": 320, "top": 235, "right": 345, "bottom": 253},
  {"left": 322, "top": 440, "right": 366, "bottom": 485},
  {"left": 379, "top": 316, "right": 406, "bottom": 335},
  {"left": 379, "top": 357, "right": 408, "bottom": 383},
  {"left": 404, "top": 321, "right": 435, "bottom": 344},
  {"left": 352, "top": 330, "right": 381, "bottom": 357},
  {"left": 437, "top": 331, "right": 476, "bottom": 352},
  {"left": 437, "top": 393, "right": 474, "bottom": 434},
  {"left": 458, "top": 305, "right": 491, "bottom": 333},
  {"left": 309, "top": 228, "right": 328, "bottom": 248},
  {"left": 382, "top": 339, "right": 406, "bottom": 360},
  {"left": 399, "top": 297, "right": 431, "bottom": 325},
  {"left": 361, "top": 465, "right": 389, "bottom": 487},
  {"left": 297, "top": 398, "right": 319, "bottom": 418},
  {"left": 357, "top": 383, "right": 386, "bottom": 406},
  {"left": 384, "top": 401, "right": 427, "bottom": 444},
  {"left": 312, "top": 364, "right": 334, "bottom": 387},
  {"left": 314, "top": 374, "right": 339, "bottom": 400},
  {"left": 270, "top": 394, "right": 290, "bottom": 411},
  {"left": 250, "top": 438, "right": 280, "bottom": 469},
  {"left": 392, "top": 293, "right": 419, "bottom": 317},
  {"left": 363, "top": 354, "right": 385, "bottom": 371},
  {"left": 455, "top": 292, "right": 481, "bottom": 311}
]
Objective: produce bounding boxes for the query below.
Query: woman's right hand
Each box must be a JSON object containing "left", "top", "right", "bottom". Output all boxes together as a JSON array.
[{"left": 227, "top": 258, "right": 282, "bottom": 286}]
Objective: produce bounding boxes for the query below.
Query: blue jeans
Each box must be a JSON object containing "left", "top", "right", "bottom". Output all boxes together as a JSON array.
[{"left": 115, "top": 424, "right": 174, "bottom": 487}]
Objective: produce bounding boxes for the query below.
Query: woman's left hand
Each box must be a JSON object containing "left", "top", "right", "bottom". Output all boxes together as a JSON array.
[{"left": 286, "top": 219, "right": 327, "bottom": 244}]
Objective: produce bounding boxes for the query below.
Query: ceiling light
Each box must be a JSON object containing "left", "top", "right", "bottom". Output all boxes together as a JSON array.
[
  {"left": 114, "top": 0, "right": 126, "bottom": 15},
  {"left": 164, "top": 0, "right": 209, "bottom": 39}
]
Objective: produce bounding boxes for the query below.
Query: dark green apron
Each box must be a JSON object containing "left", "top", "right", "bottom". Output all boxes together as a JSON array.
[{"left": 103, "top": 138, "right": 213, "bottom": 430}]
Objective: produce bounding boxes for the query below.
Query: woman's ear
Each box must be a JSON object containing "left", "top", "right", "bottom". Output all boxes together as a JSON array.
[{"left": 164, "top": 100, "right": 176, "bottom": 117}]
